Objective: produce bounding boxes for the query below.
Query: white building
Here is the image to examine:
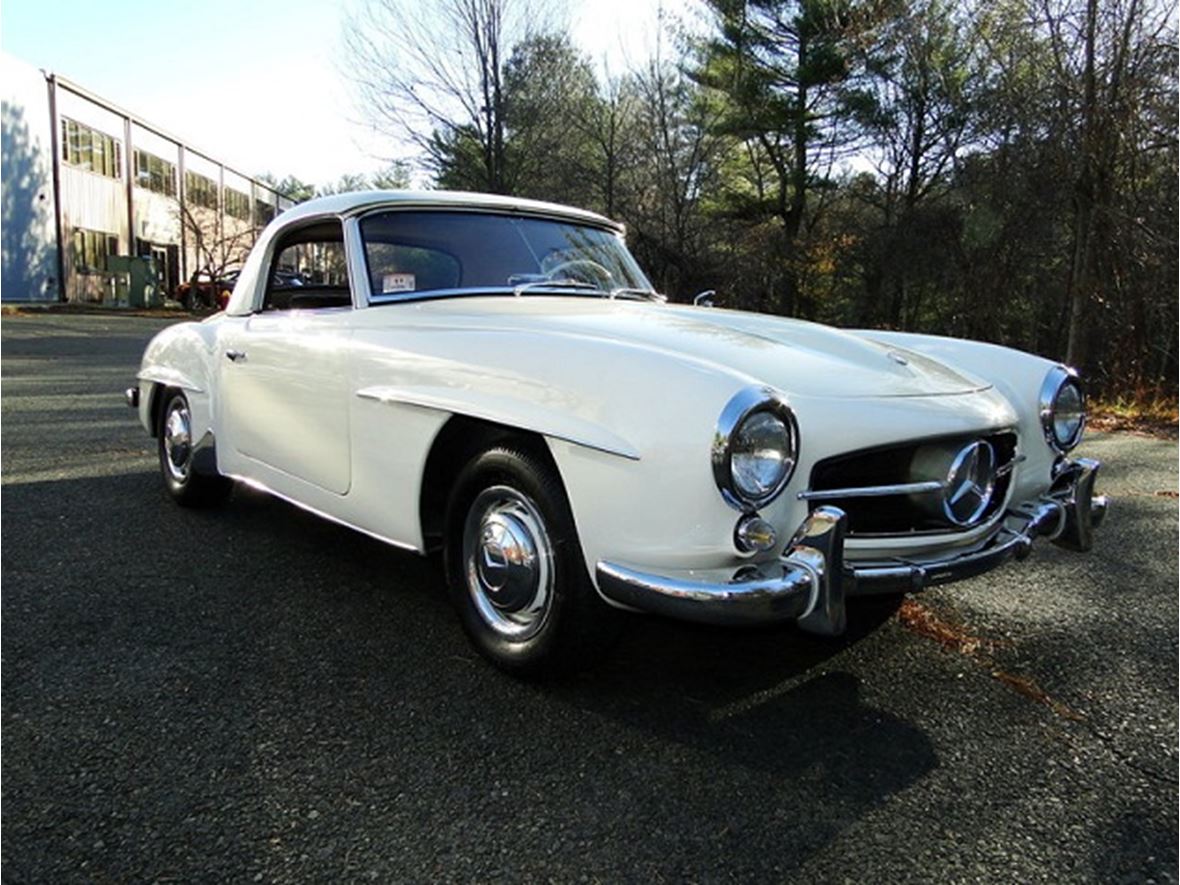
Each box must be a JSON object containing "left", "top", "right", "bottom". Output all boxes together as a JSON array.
[{"left": 1, "top": 52, "right": 295, "bottom": 304}]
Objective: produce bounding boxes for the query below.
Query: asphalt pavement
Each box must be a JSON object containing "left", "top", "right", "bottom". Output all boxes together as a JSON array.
[{"left": 2, "top": 313, "right": 1176, "bottom": 883}]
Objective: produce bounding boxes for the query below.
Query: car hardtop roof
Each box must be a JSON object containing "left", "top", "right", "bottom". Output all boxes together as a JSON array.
[{"left": 280, "top": 189, "right": 624, "bottom": 233}]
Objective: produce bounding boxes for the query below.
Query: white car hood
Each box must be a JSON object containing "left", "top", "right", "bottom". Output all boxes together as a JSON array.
[{"left": 393, "top": 297, "right": 989, "bottom": 399}]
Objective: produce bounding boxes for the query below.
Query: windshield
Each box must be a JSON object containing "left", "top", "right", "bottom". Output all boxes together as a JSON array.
[{"left": 359, "top": 210, "right": 653, "bottom": 301}]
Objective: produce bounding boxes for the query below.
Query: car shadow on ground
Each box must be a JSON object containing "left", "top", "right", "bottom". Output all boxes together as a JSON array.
[
  {"left": 218, "top": 478, "right": 939, "bottom": 871},
  {"left": 4, "top": 470, "right": 938, "bottom": 879}
]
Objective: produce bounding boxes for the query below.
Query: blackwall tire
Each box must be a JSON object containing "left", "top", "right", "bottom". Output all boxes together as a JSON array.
[
  {"left": 444, "top": 445, "right": 616, "bottom": 676},
  {"left": 158, "top": 390, "right": 231, "bottom": 507}
]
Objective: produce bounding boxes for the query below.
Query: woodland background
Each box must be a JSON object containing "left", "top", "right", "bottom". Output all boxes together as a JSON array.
[{"left": 263, "top": 0, "right": 1178, "bottom": 403}]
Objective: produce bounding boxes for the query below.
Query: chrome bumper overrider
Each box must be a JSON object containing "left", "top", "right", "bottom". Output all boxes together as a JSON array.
[{"left": 596, "top": 458, "right": 1108, "bottom": 637}]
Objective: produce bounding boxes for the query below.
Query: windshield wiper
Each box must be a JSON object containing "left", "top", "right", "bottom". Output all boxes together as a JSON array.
[
  {"left": 512, "top": 278, "right": 601, "bottom": 297},
  {"left": 609, "top": 287, "right": 666, "bottom": 303}
]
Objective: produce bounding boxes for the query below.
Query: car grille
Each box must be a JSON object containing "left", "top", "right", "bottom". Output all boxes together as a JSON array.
[{"left": 805, "top": 432, "right": 1018, "bottom": 537}]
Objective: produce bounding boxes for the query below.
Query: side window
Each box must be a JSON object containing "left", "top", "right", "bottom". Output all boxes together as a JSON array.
[{"left": 263, "top": 221, "right": 351, "bottom": 311}]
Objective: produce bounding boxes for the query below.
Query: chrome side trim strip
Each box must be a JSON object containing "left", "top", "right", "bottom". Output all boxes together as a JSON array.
[
  {"left": 355, "top": 387, "right": 641, "bottom": 461},
  {"left": 227, "top": 473, "right": 421, "bottom": 554},
  {"left": 798, "top": 480, "right": 945, "bottom": 501}
]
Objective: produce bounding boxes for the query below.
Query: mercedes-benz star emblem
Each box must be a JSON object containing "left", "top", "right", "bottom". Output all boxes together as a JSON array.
[{"left": 943, "top": 440, "right": 996, "bottom": 526}]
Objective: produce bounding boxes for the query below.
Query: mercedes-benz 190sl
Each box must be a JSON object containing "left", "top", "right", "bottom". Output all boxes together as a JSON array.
[{"left": 126, "top": 191, "right": 1108, "bottom": 674}]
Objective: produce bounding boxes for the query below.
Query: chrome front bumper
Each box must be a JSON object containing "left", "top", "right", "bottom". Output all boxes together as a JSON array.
[{"left": 596, "top": 458, "right": 1108, "bottom": 637}]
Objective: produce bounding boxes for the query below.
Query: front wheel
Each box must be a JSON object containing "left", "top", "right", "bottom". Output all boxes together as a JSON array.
[
  {"left": 444, "top": 446, "right": 615, "bottom": 675},
  {"left": 158, "top": 390, "right": 231, "bottom": 507}
]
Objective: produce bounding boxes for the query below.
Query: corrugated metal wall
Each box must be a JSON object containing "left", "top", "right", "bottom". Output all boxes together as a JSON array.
[
  {"left": 1, "top": 51, "right": 295, "bottom": 304},
  {"left": 1, "top": 53, "right": 61, "bottom": 302}
]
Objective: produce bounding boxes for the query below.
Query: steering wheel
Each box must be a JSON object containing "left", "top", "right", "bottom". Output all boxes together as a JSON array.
[{"left": 545, "top": 259, "right": 613, "bottom": 289}]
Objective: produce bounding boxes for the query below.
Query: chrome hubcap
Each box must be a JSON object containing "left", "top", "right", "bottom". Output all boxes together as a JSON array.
[
  {"left": 163, "top": 401, "right": 193, "bottom": 482},
  {"left": 462, "top": 486, "right": 553, "bottom": 640}
]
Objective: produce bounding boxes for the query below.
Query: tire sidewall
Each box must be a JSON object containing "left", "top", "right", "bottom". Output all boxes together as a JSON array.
[
  {"left": 444, "top": 447, "right": 593, "bottom": 674},
  {"left": 158, "top": 392, "right": 192, "bottom": 500},
  {"left": 157, "top": 390, "right": 230, "bottom": 507}
]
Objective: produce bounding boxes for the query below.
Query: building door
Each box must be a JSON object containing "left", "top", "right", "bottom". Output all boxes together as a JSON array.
[{"left": 137, "top": 239, "right": 179, "bottom": 300}]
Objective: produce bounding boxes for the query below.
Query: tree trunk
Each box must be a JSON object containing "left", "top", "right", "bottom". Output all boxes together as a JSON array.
[{"left": 1065, "top": 0, "right": 1099, "bottom": 370}]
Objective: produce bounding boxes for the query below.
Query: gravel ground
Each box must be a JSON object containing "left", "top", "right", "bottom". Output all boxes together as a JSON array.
[{"left": 2, "top": 313, "right": 1176, "bottom": 883}]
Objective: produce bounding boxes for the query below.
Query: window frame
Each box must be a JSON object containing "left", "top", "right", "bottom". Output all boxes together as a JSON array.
[
  {"left": 71, "top": 227, "right": 119, "bottom": 273},
  {"left": 258, "top": 217, "right": 355, "bottom": 314},
  {"left": 184, "top": 170, "right": 219, "bottom": 210},
  {"left": 353, "top": 205, "right": 646, "bottom": 306},
  {"left": 60, "top": 117, "right": 123, "bottom": 180},
  {"left": 134, "top": 148, "right": 178, "bottom": 197},
  {"left": 224, "top": 188, "right": 252, "bottom": 222}
]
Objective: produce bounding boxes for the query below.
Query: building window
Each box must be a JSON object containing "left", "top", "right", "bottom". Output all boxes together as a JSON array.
[
  {"left": 224, "top": 188, "right": 251, "bottom": 221},
  {"left": 134, "top": 149, "right": 177, "bottom": 197},
  {"left": 72, "top": 228, "right": 120, "bottom": 272},
  {"left": 255, "top": 200, "right": 276, "bottom": 225},
  {"left": 185, "top": 171, "right": 218, "bottom": 210},
  {"left": 61, "top": 118, "right": 123, "bottom": 179}
]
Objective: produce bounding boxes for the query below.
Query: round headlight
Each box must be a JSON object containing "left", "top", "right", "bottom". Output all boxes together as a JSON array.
[
  {"left": 1040, "top": 366, "right": 1086, "bottom": 453},
  {"left": 712, "top": 387, "right": 799, "bottom": 510},
  {"left": 731, "top": 411, "right": 792, "bottom": 498}
]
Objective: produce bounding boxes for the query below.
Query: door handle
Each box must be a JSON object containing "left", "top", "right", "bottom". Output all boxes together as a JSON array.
[{"left": 225, "top": 349, "right": 247, "bottom": 362}]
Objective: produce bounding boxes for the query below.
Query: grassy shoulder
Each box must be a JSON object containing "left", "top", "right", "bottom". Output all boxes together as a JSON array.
[{"left": 1089, "top": 397, "right": 1178, "bottom": 440}]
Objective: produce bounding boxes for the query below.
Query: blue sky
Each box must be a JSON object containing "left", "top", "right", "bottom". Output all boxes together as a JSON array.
[{"left": 1, "top": 0, "right": 678, "bottom": 188}]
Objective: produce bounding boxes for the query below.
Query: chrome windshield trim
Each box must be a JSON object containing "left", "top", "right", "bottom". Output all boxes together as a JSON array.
[
  {"left": 369, "top": 285, "right": 621, "bottom": 306},
  {"left": 797, "top": 480, "right": 945, "bottom": 501}
]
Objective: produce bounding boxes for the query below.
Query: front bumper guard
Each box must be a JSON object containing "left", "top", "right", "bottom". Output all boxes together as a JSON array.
[{"left": 596, "top": 458, "right": 1108, "bottom": 636}]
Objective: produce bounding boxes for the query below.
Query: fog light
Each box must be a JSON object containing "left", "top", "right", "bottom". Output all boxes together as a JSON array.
[{"left": 735, "top": 515, "right": 777, "bottom": 553}]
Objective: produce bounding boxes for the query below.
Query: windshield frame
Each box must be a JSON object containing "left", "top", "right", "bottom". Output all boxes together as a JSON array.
[{"left": 352, "top": 206, "right": 653, "bottom": 307}]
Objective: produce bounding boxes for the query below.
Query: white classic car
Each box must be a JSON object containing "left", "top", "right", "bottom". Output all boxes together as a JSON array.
[{"left": 127, "top": 191, "right": 1107, "bottom": 673}]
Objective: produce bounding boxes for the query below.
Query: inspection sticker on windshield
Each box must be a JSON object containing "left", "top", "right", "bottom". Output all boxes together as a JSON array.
[{"left": 382, "top": 273, "right": 416, "bottom": 293}]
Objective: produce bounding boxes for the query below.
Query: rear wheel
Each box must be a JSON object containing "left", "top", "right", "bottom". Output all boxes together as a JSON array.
[
  {"left": 158, "top": 390, "right": 231, "bottom": 507},
  {"left": 444, "top": 446, "right": 615, "bottom": 675}
]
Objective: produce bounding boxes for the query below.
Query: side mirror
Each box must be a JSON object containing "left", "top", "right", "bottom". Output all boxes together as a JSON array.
[{"left": 694, "top": 289, "right": 716, "bottom": 307}]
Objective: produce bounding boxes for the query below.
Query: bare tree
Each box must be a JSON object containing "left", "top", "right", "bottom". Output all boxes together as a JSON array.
[
  {"left": 1021, "top": 0, "right": 1176, "bottom": 370},
  {"left": 344, "top": 0, "right": 550, "bottom": 193},
  {"left": 178, "top": 203, "right": 258, "bottom": 309}
]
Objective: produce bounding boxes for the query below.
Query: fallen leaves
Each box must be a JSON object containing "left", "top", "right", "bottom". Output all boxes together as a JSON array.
[{"left": 897, "top": 597, "right": 1086, "bottom": 722}]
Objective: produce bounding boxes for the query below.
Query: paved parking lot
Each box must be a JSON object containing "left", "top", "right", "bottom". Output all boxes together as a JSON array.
[{"left": 2, "top": 313, "right": 1176, "bottom": 883}]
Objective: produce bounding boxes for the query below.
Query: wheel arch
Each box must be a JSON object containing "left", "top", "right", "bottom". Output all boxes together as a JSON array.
[{"left": 418, "top": 414, "right": 563, "bottom": 554}]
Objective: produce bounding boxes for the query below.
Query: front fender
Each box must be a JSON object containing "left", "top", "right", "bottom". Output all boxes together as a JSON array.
[
  {"left": 136, "top": 318, "right": 222, "bottom": 442},
  {"left": 355, "top": 384, "right": 641, "bottom": 461}
]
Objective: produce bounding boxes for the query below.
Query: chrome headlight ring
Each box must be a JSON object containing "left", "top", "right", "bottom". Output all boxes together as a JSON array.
[
  {"left": 711, "top": 386, "right": 800, "bottom": 512},
  {"left": 1039, "top": 365, "right": 1086, "bottom": 454}
]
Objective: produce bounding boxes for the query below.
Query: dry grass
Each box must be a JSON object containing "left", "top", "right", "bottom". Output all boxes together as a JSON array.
[{"left": 1089, "top": 396, "right": 1178, "bottom": 439}]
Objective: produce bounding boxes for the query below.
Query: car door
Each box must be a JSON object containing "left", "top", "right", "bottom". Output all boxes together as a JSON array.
[{"left": 219, "top": 219, "right": 354, "bottom": 495}]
